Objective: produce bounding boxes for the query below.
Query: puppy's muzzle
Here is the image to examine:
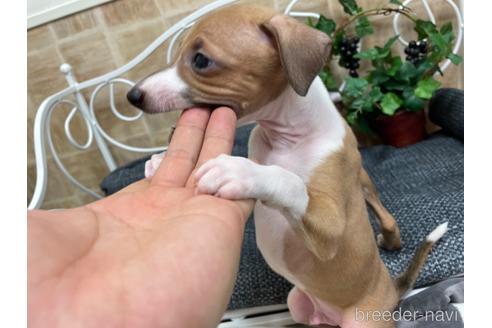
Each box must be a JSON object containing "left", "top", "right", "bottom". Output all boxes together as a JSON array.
[{"left": 127, "top": 87, "right": 145, "bottom": 108}]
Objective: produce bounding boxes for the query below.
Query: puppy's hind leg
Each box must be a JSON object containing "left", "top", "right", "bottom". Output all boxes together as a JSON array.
[
  {"left": 287, "top": 287, "right": 340, "bottom": 327},
  {"left": 360, "top": 168, "right": 401, "bottom": 250}
]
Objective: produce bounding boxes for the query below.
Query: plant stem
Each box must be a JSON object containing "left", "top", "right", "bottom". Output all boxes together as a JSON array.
[{"left": 336, "top": 7, "right": 417, "bottom": 34}]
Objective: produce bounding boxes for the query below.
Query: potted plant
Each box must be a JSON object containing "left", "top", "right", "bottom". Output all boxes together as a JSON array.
[{"left": 311, "top": 0, "right": 463, "bottom": 147}]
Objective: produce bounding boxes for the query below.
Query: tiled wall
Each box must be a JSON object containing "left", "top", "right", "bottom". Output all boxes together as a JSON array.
[{"left": 27, "top": 0, "right": 463, "bottom": 209}]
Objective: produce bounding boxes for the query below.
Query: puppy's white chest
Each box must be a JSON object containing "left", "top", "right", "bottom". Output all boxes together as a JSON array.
[
  {"left": 250, "top": 130, "right": 339, "bottom": 183},
  {"left": 249, "top": 128, "right": 343, "bottom": 282}
]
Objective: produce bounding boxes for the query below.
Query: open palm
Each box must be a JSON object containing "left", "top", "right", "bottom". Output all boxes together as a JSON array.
[{"left": 28, "top": 108, "right": 253, "bottom": 328}]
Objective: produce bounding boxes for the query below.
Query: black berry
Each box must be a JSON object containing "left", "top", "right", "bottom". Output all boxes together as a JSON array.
[
  {"left": 339, "top": 36, "right": 361, "bottom": 77},
  {"left": 404, "top": 40, "right": 428, "bottom": 64}
]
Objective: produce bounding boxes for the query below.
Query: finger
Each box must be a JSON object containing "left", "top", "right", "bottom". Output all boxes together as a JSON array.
[
  {"left": 186, "top": 107, "right": 237, "bottom": 187},
  {"left": 116, "top": 179, "right": 150, "bottom": 194},
  {"left": 233, "top": 199, "right": 255, "bottom": 225},
  {"left": 151, "top": 108, "right": 211, "bottom": 188}
]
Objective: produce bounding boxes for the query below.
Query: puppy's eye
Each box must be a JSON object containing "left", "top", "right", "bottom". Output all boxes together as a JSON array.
[{"left": 192, "top": 53, "right": 213, "bottom": 70}]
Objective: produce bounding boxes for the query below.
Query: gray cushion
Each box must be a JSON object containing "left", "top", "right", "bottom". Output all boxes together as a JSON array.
[
  {"left": 228, "top": 131, "right": 463, "bottom": 310},
  {"left": 100, "top": 89, "right": 464, "bottom": 311},
  {"left": 429, "top": 88, "right": 464, "bottom": 140}
]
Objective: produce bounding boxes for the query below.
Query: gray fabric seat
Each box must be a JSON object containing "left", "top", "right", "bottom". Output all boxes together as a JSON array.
[{"left": 100, "top": 88, "right": 464, "bottom": 311}]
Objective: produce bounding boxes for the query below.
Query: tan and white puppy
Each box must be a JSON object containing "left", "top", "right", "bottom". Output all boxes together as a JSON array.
[{"left": 127, "top": 5, "right": 447, "bottom": 327}]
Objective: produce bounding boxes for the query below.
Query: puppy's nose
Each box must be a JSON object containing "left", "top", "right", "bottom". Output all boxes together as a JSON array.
[{"left": 127, "top": 87, "right": 145, "bottom": 107}]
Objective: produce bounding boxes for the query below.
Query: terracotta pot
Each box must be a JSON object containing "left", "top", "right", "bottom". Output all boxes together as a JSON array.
[{"left": 373, "top": 110, "right": 426, "bottom": 147}]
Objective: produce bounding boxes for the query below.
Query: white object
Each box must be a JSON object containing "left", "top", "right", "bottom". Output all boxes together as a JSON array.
[
  {"left": 28, "top": 0, "right": 113, "bottom": 29},
  {"left": 427, "top": 221, "right": 449, "bottom": 242}
]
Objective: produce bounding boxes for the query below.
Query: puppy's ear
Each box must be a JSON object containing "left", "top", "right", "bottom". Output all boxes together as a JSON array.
[{"left": 262, "top": 15, "right": 331, "bottom": 96}]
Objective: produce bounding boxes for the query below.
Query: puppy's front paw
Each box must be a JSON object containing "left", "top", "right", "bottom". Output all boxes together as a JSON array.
[
  {"left": 194, "top": 154, "right": 258, "bottom": 199},
  {"left": 145, "top": 152, "right": 165, "bottom": 178}
]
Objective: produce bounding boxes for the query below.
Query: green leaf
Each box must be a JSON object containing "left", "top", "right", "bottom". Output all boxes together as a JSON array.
[
  {"left": 338, "top": 0, "right": 360, "bottom": 15},
  {"left": 356, "top": 115, "right": 373, "bottom": 134},
  {"left": 380, "top": 92, "right": 403, "bottom": 115},
  {"left": 383, "top": 35, "right": 400, "bottom": 51},
  {"left": 439, "top": 22, "right": 455, "bottom": 44},
  {"left": 390, "top": 0, "right": 403, "bottom": 5},
  {"left": 414, "top": 20, "right": 438, "bottom": 39},
  {"left": 319, "top": 70, "right": 338, "bottom": 91},
  {"left": 430, "top": 32, "right": 448, "bottom": 54},
  {"left": 395, "top": 62, "right": 418, "bottom": 82},
  {"left": 387, "top": 56, "right": 402, "bottom": 76},
  {"left": 333, "top": 30, "right": 346, "bottom": 55},
  {"left": 355, "top": 16, "right": 374, "bottom": 37},
  {"left": 355, "top": 48, "right": 379, "bottom": 60},
  {"left": 415, "top": 59, "right": 434, "bottom": 77},
  {"left": 403, "top": 87, "right": 426, "bottom": 111},
  {"left": 351, "top": 98, "right": 370, "bottom": 111},
  {"left": 343, "top": 77, "right": 369, "bottom": 97},
  {"left": 447, "top": 53, "right": 463, "bottom": 65},
  {"left": 354, "top": 96, "right": 375, "bottom": 112},
  {"left": 369, "top": 86, "right": 384, "bottom": 104},
  {"left": 368, "top": 69, "right": 391, "bottom": 85},
  {"left": 346, "top": 111, "right": 357, "bottom": 125},
  {"left": 382, "top": 79, "right": 409, "bottom": 91},
  {"left": 440, "top": 22, "right": 453, "bottom": 35},
  {"left": 415, "top": 77, "right": 441, "bottom": 99},
  {"left": 315, "top": 15, "right": 337, "bottom": 37}
]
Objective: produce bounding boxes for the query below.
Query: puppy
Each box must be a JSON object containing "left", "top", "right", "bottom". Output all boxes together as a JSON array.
[{"left": 127, "top": 5, "right": 447, "bottom": 327}]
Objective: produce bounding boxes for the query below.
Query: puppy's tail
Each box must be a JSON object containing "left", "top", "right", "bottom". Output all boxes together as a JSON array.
[{"left": 394, "top": 222, "right": 448, "bottom": 297}]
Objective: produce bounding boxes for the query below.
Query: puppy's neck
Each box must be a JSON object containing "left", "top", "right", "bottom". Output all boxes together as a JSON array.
[{"left": 239, "top": 77, "right": 345, "bottom": 149}]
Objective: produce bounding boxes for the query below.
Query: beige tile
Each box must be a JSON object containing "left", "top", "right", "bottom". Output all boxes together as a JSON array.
[
  {"left": 143, "top": 110, "right": 179, "bottom": 138},
  {"left": 112, "top": 20, "right": 167, "bottom": 62},
  {"left": 27, "top": 25, "right": 55, "bottom": 53},
  {"left": 108, "top": 125, "right": 175, "bottom": 167},
  {"left": 324, "top": 0, "right": 348, "bottom": 19},
  {"left": 27, "top": 118, "right": 35, "bottom": 165},
  {"left": 27, "top": 46, "right": 67, "bottom": 107},
  {"left": 42, "top": 195, "right": 82, "bottom": 209},
  {"left": 27, "top": 96, "right": 36, "bottom": 122},
  {"left": 111, "top": 19, "right": 169, "bottom": 79},
  {"left": 109, "top": 134, "right": 155, "bottom": 166},
  {"left": 60, "top": 147, "right": 111, "bottom": 191},
  {"left": 77, "top": 191, "right": 101, "bottom": 206},
  {"left": 27, "top": 158, "right": 75, "bottom": 206},
  {"left": 58, "top": 31, "right": 116, "bottom": 81},
  {"left": 100, "top": 0, "right": 161, "bottom": 27},
  {"left": 125, "top": 50, "right": 168, "bottom": 82},
  {"left": 154, "top": 0, "right": 210, "bottom": 17},
  {"left": 51, "top": 10, "right": 98, "bottom": 39},
  {"left": 27, "top": 163, "right": 35, "bottom": 205}
]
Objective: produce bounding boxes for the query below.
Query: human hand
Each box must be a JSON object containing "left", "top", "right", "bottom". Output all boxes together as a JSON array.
[{"left": 28, "top": 107, "right": 254, "bottom": 328}]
